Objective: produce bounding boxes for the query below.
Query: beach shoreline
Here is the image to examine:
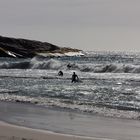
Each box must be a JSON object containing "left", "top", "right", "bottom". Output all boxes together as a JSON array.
[
  {"left": 0, "top": 101, "right": 140, "bottom": 140},
  {"left": 0, "top": 121, "right": 105, "bottom": 140}
]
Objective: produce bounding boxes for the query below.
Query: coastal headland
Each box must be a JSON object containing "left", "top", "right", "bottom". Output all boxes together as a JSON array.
[{"left": 0, "top": 35, "right": 81, "bottom": 58}]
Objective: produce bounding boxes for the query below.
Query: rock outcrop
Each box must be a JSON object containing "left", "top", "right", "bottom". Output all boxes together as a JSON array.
[{"left": 0, "top": 35, "right": 80, "bottom": 58}]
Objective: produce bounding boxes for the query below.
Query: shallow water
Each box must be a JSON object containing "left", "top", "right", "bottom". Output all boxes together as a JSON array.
[{"left": 0, "top": 51, "right": 140, "bottom": 119}]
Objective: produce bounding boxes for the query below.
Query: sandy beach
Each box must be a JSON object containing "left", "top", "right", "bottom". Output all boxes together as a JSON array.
[
  {"left": 0, "top": 101, "right": 140, "bottom": 140},
  {"left": 0, "top": 121, "right": 102, "bottom": 140}
]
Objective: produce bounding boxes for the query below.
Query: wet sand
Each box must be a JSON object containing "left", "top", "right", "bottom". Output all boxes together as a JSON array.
[
  {"left": 0, "top": 101, "right": 140, "bottom": 140},
  {"left": 0, "top": 121, "right": 102, "bottom": 140}
]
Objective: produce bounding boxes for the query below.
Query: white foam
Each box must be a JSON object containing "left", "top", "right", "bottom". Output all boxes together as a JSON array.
[
  {"left": 7, "top": 51, "right": 16, "bottom": 58},
  {"left": 37, "top": 53, "right": 64, "bottom": 57},
  {"left": 64, "top": 51, "right": 84, "bottom": 56},
  {"left": 30, "top": 58, "right": 65, "bottom": 69},
  {"left": 37, "top": 51, "right": 84, "bottom": 57}
]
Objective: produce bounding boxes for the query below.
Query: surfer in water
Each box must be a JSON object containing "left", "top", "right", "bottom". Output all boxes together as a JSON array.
[
  {"left": 67, "top": 63, "right": 72, "bottom": 69},
  {"left": 71, "top": 72, "right": 79, "bottom": 83},
  {"left": 58, "top": 71, "right": 63, "bottom": 76}
]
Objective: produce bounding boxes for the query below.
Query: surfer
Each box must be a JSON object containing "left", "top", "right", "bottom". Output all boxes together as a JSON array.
[
  {"left": 58, "top": 71, "right": 63, "bottom": 76},
  {"left": 71, "top": 72, "right": 79, "bottom": 83},
  {"left": 67, "top": 63, "right": 72, "bottom": 69}
]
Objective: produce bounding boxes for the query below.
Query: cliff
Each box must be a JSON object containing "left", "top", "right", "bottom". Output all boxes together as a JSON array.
[{"left": 0, "top": 35, "right": 80, "bottom": 58}]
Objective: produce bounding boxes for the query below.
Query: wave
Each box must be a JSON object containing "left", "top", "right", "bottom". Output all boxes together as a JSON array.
[
  {"left": 1, "top": 57, "right": 140, "bottom": 73},
  {"left": 0, "top": 93, "right": 140, "bottom": 120},
  {"left": 0, "top": 57, "right": 65, "bottom": 70},
  {"left": 0, "top": 61, "right": 30, "bottom": 69},
  {"left": 30, "top": 57, "right": 65, "bottom": 69},
  {"left": 69, "top": 63, "right": 140, "bottom": 73}
]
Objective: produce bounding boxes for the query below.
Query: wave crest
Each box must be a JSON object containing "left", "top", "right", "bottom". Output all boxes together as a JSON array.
[
  {"left": 30, "top": 57, "right": 64, "bottom": 69},
  {"left": 1, "top": 57, "right": 140, "bottom": 73}
]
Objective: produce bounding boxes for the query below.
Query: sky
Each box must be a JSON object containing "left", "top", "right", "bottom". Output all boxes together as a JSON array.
[{"left": 0, "top": 0, "right": 140, "bottom": 52}]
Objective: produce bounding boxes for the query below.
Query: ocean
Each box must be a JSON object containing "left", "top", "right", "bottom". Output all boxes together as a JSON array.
[{"left": 0, "top": 51, "right": 140, "bottom": 120}]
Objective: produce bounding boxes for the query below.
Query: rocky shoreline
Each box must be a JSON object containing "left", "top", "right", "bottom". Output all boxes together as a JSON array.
[{"left": 0, "top": 35, "right": 81, "bottom": 58}]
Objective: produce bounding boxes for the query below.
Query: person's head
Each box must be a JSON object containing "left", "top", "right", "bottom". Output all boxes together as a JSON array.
[{"left": 73, "top": 72, "right": 75, "bottom": 74}]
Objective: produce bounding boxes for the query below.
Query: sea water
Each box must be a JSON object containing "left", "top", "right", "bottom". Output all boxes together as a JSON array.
[{"left": 0, "top": 51, "right": 140, "bottom": 120}]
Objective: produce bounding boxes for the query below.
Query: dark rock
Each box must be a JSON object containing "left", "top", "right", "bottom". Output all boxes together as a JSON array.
[{"left": 0, "top": 35, "right": 80, "bottom": 58}]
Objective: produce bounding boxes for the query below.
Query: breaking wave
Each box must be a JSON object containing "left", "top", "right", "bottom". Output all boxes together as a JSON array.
[
  {"left": 0, "top": 57, "right": 65, "bottom": 70},
  {"left": 1, "top": 57, "right": 140, "bottom": 73}
]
